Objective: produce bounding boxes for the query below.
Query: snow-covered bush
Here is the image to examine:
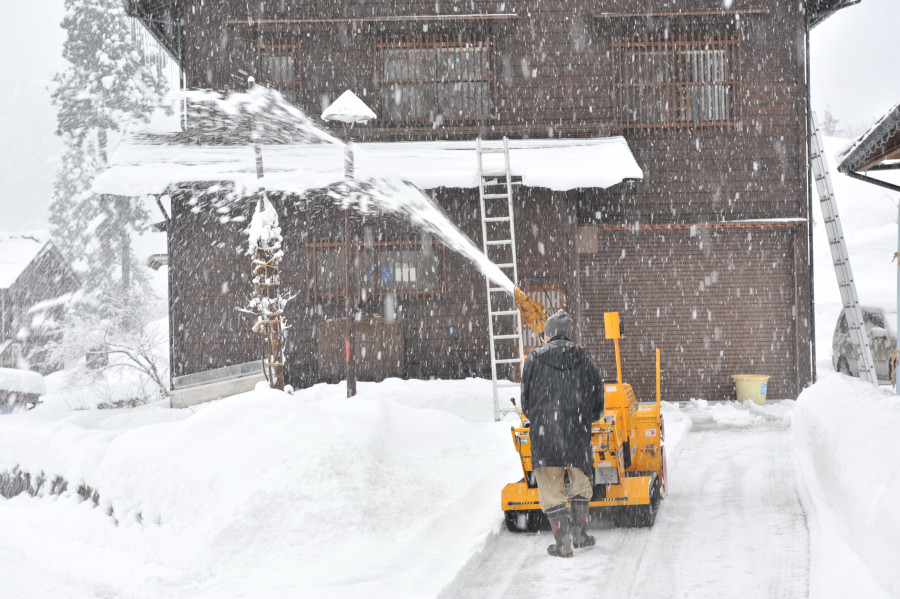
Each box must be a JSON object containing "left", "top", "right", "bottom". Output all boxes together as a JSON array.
[{"left": 42, "top": 289, "right": 168, "bottom": 407}]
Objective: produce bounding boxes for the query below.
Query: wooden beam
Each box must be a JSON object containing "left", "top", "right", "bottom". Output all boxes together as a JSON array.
[
  {"left": 594, "top": 9, "right": 769, "bottom": 19},
  {"left": 596, "top": 220, "right": 805, "bottom": 232},
  {"left": 226, "top": 14, "right": 519, "bottom": 25}
]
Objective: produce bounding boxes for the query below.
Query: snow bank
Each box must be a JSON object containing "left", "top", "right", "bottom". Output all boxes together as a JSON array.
[
  {"left": 0, "top": 378, "right": 691, "bottom": 598},
  {"left": 792, "top": 374, "right": 900, "bottom": 598},
  {"left": 0, "top": 368, "right": 46, "bottom": 396},
  {"left": 0, "top": 380, "right": 520, "bottom": 598}
]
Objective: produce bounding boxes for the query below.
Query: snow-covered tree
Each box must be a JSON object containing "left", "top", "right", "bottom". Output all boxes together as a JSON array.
[
  {"left": 42, "top": 289, "right": 169, "bottom": 406},
  {"left": 49, "top": 0, "right": 167, "bottom": 294},
  {"left": 820, "top": 109, "right": 840, "bottom": 136},
  {"left": 48, "top": 140, "right": 100, "bottom": 269}
]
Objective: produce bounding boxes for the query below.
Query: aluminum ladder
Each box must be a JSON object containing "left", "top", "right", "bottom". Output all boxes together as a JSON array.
[
  {"left": 810, "top": 111, "right": 878, "bottom": 384},
  {"left": 476, "top": 136, "right": 525, "bottom": 420}
]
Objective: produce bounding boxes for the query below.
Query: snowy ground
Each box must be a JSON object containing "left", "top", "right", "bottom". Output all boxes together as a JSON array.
[{"left": 1, "top": 136, "right": 899, "bottom": 598}]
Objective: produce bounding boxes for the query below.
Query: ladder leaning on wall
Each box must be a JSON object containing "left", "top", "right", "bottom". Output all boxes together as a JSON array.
[
  {"left": 476, "top": 137, "right": 525, "bottom": 420},
  {"left": 810, "top": 111, "right": 879, "bottom": 385}
]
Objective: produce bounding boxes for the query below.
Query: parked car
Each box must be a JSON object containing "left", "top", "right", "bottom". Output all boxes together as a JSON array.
[{"left": 832, "top": 307, "right": 897, "bottom": 382}]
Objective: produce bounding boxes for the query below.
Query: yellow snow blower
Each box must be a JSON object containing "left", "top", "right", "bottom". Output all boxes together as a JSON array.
[{"left": 501, "top": 290, "right": 668, "bottom": 531}]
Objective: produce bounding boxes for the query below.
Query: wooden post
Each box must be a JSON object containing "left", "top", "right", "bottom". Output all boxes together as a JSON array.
[
  {"left": 248, "top": 76, "right": 284, "bottom": 391},
  {"left": 345, "top": 124, "right": 357, "bottom": 398}
]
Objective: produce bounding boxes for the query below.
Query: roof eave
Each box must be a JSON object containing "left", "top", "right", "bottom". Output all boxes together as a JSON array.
[
  {"left": 807, "top": 0, "right": 861, "bottom": 28},
  {"left": 838, "top": 103, "right": 900, "bottom": 174}
]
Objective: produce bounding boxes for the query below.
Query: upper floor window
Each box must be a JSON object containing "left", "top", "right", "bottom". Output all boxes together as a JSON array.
[
  {"left": 375, "top": 34, "right": 494, "bottom": 124},
  {"left": 257, "top": 34, "right": 301, "bottom": 104},
  {"left": 613, "top": 30, "right": 740, "bottom": 130}
]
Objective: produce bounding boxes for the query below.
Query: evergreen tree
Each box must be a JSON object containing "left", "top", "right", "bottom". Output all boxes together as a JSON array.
[
  {"left": 821, "top": 109, "right": 840, "bottom": 136},
  {"left": 49, "top": 0, "right": 167, "bottom": 294}
]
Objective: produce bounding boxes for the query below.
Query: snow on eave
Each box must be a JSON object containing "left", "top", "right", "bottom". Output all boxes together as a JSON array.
[
  {"left": 93, "top": 136, "right": 644, "bottom": 198},
  {"left": 837, "top": 101, "right": 900, "bottom": 173},
  {"left": 0, "top": 367, "right": 46, "bottom": 396}
]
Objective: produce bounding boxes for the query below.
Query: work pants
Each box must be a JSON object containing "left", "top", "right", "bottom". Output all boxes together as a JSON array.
[{"left": 534, "top": 466, "right": 592, "bottom": 512}]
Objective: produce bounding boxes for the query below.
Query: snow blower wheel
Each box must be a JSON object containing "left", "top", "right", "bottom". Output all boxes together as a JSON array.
[
  {"left": 613, "top": 472, "right": 661, "bottom": 528},
  {"left": 504, "top": 509, "right": 547, "bottom": 532}
]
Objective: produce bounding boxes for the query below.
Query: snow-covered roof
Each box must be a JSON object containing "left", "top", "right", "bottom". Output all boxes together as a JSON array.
[
  {"left": 94, "top": 136, "right": 643, "bottom": 197},
  {"left": 807, "top": 0, "right": 860, "bottom": 29},
  {"left": 93, "top": 88, "right": 642, "bottom": 198},
  {"left": 0, "top": 367, "right": 46, "bottom": 395},
  {"left": 837, "top": 101, "right": 900, "bottom": 173},
  {"left": 0, "top": 231, "right": 51, "bottom": 290}
]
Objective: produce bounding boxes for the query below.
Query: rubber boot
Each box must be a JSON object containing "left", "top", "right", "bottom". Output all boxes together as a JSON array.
[
  {"left": 546, "top": 505, "right": 574, "bottom": 558},
  {"left": 570, "top": 497, "right": 596, "bottom": 549}
]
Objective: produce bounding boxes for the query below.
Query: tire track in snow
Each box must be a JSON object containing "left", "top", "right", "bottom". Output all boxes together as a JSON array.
[{"left": 451, "top": 418, "right": 808, "bottom": 598}]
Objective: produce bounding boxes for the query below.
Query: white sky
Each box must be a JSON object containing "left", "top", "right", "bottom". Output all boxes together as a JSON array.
[
  {"left": 809, "top": 0, "right": 900, "bottom": 133},
  {"left": 1, "top": 0, "right": 898, "bottom": 233}
]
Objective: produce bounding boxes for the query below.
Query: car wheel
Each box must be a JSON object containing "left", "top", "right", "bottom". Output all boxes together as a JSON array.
[{"left": 837, "top": 356, "right": 852, "bottom": 376}]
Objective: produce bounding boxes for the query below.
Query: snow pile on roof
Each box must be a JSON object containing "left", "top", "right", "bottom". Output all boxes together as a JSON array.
[
  {"left": 143, "top": 87, "right": 341, "bottom": 146},
  {"left": 0, "top": 231, "right": 50, "bottom": 289},
  {"left": 793, "top": 375, "right": 900, "bottom": 597},
  {"left": 0, "top": 368, "right": 46, "bottom": 395}
]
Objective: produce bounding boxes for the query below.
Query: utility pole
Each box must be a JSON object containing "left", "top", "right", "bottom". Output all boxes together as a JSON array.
[{"left": 322, "top": 90, "right": 376, "bottom": 398}]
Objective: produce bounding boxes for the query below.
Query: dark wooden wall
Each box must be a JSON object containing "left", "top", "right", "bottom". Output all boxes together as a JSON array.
[
  {"left": 168, "top": 185, "right": 574, "bottom": 389},
  {"left": 580, "top": 224, "right": 806, "bottom": 401},
  {"left": 165, "top": 0, "right": 814, "bottom": 399}
]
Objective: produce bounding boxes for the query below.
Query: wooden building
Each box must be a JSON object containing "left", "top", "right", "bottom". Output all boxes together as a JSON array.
[
  {"left": 0, "top": 233, "right": 81, "bottom": 374},
  {"left": 118, "top": 0, "right": 858, "bottom": 402}
]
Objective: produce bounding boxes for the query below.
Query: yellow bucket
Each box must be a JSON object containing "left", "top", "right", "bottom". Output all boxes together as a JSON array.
[{"left": 731, "top": 374, "right": 770, "bottom": 405}]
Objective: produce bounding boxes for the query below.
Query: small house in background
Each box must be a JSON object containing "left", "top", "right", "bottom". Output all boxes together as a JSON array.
[
  {"left": 0, "top": 367, "right": 47, "bottom": 413},
  {"left": 0, "top": 232, "right": 81, "bottom": 374}
]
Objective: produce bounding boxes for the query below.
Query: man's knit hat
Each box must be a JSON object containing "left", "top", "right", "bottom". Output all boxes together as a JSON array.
[{"left": 544, "top": 309, "right": 573, "bottom": 340}]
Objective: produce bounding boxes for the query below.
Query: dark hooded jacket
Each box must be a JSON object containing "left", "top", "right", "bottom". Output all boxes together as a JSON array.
[{"left": 521, "top": 336, "right": 604, "bottom": 474}]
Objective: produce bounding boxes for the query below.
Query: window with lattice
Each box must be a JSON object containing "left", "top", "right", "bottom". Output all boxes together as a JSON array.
[
  {"left": 256, "top": 34, "right": 301, "bottom": 104},
  {"left": 376, "top": 34, "right": 493, "bottom": 123},
  {"left": 306, "top": 237, "right": 444, "bottom": 301},
  {"left": 613, "top": 30, "right": 740, "bottom": 130}
]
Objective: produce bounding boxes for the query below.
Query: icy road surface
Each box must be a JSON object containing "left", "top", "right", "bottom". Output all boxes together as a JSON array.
[{"left": 449, "top": 402, "right": 807, "bottom": 598}]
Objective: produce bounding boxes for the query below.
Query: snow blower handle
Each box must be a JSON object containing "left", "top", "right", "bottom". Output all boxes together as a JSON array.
[{"left": 510, "top": 398, "right": 529, "bottom": 427}]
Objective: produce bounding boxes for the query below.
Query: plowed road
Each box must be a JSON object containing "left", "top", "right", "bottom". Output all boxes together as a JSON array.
[{"left": 447, "top": 412, "right": 808, "bottom": 598}]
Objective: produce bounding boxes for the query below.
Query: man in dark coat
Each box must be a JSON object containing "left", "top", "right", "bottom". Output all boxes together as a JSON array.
[{"left": 521, "top": 309, "right": 604, "bottom": 558}]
